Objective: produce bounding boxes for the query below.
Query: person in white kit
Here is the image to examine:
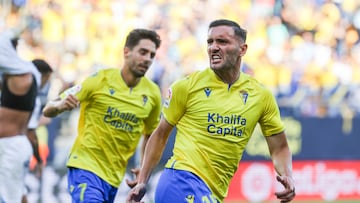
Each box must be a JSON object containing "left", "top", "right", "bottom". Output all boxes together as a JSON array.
[
  {"left": 0, "top": 30, "right": 41, "bottom": 203},
  {"left": 21, "top": 59, "right": 53, "bottom": 203},
  {"left": 26, "top": 59, "right": 53, "bottom": 172}
]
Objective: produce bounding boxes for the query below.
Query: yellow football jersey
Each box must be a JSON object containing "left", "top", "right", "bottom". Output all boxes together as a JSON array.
[
  {"left": 61, "top": 68, "right": 161, "bottom": 187},
  {"left": 163, "top": 68, "right": 284, "bottom": 201}
]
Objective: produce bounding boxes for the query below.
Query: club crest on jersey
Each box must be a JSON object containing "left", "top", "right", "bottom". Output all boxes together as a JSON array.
[
  {"left": 109, "top": 88, "right": 115, "bottom": 95},
  {"left": 164, "top": 88, "right": 172, "bottom": 108},
  {"left": 142, "top": 95, "right": 148, "bottom": 106},
  {"left": 204, "top": 88, "right": 211, "bottom": 97},
  {"left": 240, "top": 90, "right": 248, "bottom": 104}
]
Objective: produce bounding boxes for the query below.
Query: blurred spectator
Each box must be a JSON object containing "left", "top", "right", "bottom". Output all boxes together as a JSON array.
[
  {"left": 2, "top": 0, "right": 359, "bottom": 119},
  {"left": 2, "top": 1, "right": 360, "bottom": 202}
]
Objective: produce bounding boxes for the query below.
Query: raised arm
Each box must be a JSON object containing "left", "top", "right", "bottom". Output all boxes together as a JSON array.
[
  {"left": 265, "top": 132, "right": 295, "bottom": 202},
  {"left": 0, "top": 31, "right": 38, "bottom": 76}
]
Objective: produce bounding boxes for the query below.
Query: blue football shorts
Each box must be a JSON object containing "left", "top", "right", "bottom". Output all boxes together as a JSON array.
[
  {"left": 67, "top": 167, "right": 118, "bottom": 203},
  {"left": 155, "top": 168, "right": 220, "bottom": 203}
]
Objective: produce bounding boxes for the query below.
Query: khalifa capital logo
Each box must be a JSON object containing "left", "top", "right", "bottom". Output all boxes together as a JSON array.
[{"left": 240, "top": 90, "right": 248, "bottom": 104}]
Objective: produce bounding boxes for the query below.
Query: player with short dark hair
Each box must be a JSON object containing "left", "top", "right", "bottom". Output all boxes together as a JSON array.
[
  {"left": 127, "top": 19, "right": 295, "bottom": 203},
  {"left": 43, "top": 28, "right": 162, "bottom": 203},
  {"left": 27, "top": 59, "right": 53, "bottom": 167}
]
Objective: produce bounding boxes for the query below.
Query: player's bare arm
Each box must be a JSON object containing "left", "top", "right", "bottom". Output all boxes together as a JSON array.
[
  {"left": 127, "top": 119, "right": 174, "bottom": 202},
  {"left": 43, "top": 94, "right": 79, "bottom": 117},
  {"left": 126, "top": 134, "right": 151, "bottom": 188},
  {"left": 265, "top": 132, "right": 295, "bottom": 202}
]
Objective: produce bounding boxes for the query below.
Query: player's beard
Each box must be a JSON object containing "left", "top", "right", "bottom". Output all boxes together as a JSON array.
[
  {"left": 127, "top": 58, "right": 149, "bottom": 77},
  {"left": 131, "top": 64, "right": 147, "bottom": 78},
  {"left": 210, "top": 54, "right": 238, "bottom": 71}
]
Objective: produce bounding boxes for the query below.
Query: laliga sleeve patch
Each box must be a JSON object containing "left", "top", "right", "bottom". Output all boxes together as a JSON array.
[
  {"left": 163, "top": 87, "right": 172, "bottom": 108},
  {"left": 60, "top": 84, "right": 82, "bottom": 98}
]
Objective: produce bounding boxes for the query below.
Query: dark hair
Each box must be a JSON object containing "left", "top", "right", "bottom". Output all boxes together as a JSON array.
[
  {"left": 32, "top": 59, "right": 53, "bottom": 74},
  {"left": 209, "top": 19, "right": 247, "bottom": 42},
  {"left": 125, "top": 29, "right": 161, "bottom": 50}
]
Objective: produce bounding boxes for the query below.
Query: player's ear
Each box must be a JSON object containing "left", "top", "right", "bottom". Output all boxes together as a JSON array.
[
  {"left": 124, "top": 47, "right": 131, "bottom": 57},
  {"left": 239, "top": 43, "right": 247, "bottom": 57}
]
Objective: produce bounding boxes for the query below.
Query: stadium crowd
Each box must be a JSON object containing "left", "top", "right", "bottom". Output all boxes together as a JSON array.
[
  {"left": 1, "top": 0, "right": 360, "bottom": 202},
  {"left": 1, "top": 0, "right": 360, "bottom": 119}
]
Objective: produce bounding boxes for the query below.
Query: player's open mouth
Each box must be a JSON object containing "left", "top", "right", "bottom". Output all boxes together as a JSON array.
[
  {"left": 211, "top": 55, "right": 221, "bottom": 63},
  {"left": 138, "top": 65, "right": 148, "bottom": 70}
]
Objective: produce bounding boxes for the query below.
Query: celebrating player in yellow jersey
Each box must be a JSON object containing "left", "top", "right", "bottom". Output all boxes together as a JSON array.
[
  {"left": 127, "top": 19, "right": 295, "bottom": 203},
  {"left": 43, "top": 29, "right": 162, "bottom": 203}
]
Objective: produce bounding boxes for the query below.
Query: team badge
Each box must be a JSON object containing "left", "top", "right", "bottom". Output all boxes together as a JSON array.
[
  {"left": 142, "top": 95, "right": 148, "bottom": 106},
  {"left": 109, "top": 88, "right": 115, "bottom": 95},
  {"left": 240, "top": 90, "right": 248, "bottom": 104}
]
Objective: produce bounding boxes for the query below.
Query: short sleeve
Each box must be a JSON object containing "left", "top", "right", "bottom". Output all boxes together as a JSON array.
[
  {"left": 142, "top": 85, "right": 162, "bottom": 135},
  {"left": 60, "top": 71, "right": 102, "bottom": 101},
  {"left": 258, "top": 89, "right": 285, "bottom": 136},
  {"left": 162, "top": 77, "right": 189, "bottom": 126}
]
